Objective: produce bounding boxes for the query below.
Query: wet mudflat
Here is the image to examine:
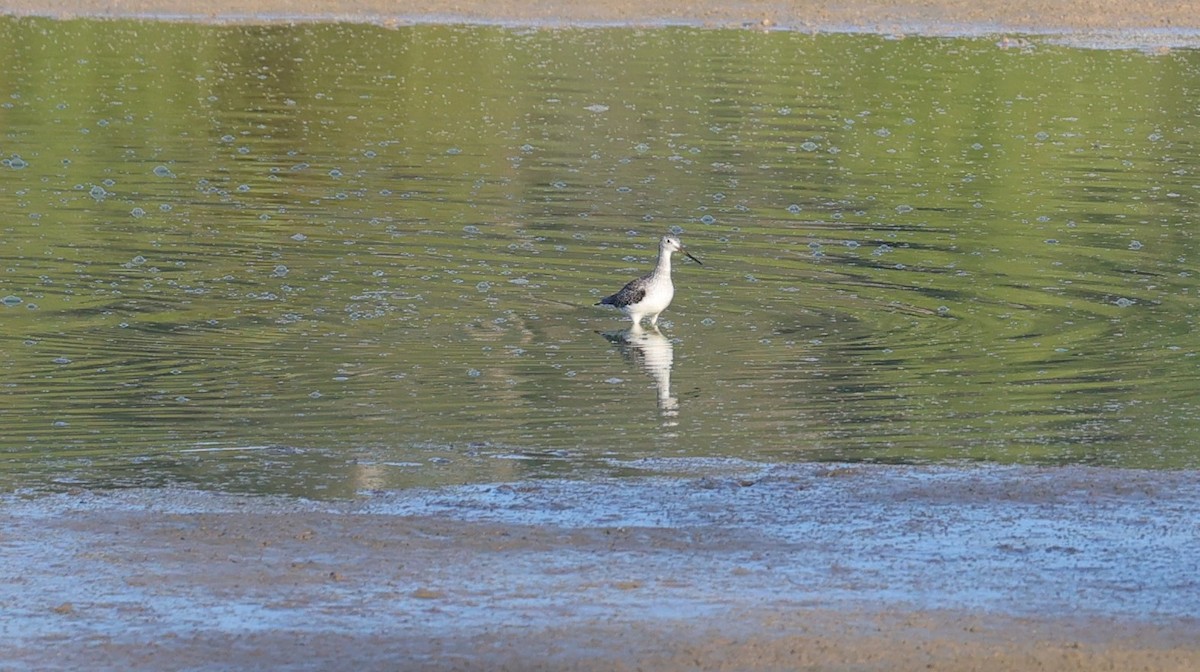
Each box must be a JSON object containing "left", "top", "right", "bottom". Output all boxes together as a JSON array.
[
  {"left": 3, "top": 463, "right": 1198, "bottom": 671},
  {"left": 3, "top": 0, "right": 1199, "bottom": 38}
]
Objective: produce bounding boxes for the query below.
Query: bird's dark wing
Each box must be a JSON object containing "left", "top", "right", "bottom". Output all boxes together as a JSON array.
[{"left": 596, "top": 277, "right": 647, "bottom": 308}]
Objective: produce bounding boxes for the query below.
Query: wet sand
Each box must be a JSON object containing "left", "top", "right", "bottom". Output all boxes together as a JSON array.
[
  {"left": 3, "top": 0, "right": 1200, "bottom": 36},
  {"left": 4, "top": 464, "right": 1199, "bottom": 671}
]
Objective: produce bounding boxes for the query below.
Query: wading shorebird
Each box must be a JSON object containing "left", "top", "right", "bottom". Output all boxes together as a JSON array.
[{"left": 596, "top": 235, "right": 702, "bottom": 327}]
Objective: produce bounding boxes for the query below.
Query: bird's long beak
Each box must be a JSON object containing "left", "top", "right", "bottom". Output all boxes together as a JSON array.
[{"left": 683, "top": 249, "right": 702, "bottom": 265}]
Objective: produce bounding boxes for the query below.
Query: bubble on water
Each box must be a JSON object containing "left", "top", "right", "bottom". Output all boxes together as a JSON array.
[
  {"left": 476, "top": 281, "right": 491, "bottom": 292},
  {"left": 1129, "top": 240, "right": 1143, "bottom": 250},
  {"left": 565, "top": 370, "right": 577, "bottom": 377},
  {"left": 89, "top": 185, "right": 108, "bottom": 200},
  {"left": 291, "top": 163, "right": 309, "bottom": 171},
  {"left": 873, "top": 244, "right": 893, "bottom": 256},
  {"left": 329, "top": 169, "right": 343, "bottom": 178},
  {"left": 668, "top": 224, "right": 684, "bottom": 235},
  {"left": 160, "top": 204, "right": 173, "bottom": 212},
  {"left": 1034, "top": 131, "right": 1050, "bottom": 142},
  {"left": 509, "top": 277, "right": 529, "bottom": 285},
  {"left": 272, "top": 264, "right": 289, "bottom": 277},
  {"left": 6, "top": 155, "right": 28, "bottom": 169},
  {"left": 800, "top": 141, "right": 818, "bottom": 152},
  {"left": 220, "top": 134, "right": 235, "bottom": 143},
  {"left": 551, "top": 180, "right": 567, "bottom": 189},
  {"left": 584, "top": 103, "right": 609, "bottom": 113},
  {"left": 237, "top": 184, "right": 251, "bottom": 192},
  {"left": 787, "top": 204, "right": 802, "bottom": 214},
  {"left": 53, "top": 420, "right": 69, "bottom": 427},
  {"left": 25, "top": 303, "right": 37, "bottom": 310},
  {"left": 130, "top": 255, "right": 147, "bottom": 266},
  {"left": 52, "top": 357, "right": 71, "bottom": 365},
  {"left": 936, "top": 305, "right": 951, "bottom": 315},
  {"left": 845, "top": 240, "right": 860, "bottom": 248},
  {"left": 1114, "top": 297, "right": 1135, "bottom": 308},
  {"left": 467, "top": 368, "right": 482, "bottom": 377},
  {"left": 175, "top": 396, "right": 190, "bottom": 403},
  {"left": 463, "top": 225, "right": 481, "bottom": 234},
  {"left": 895, "top": 204, "right": 913, "bottom": 214},
  {"left": 309, "top": 391, "right": 323, "bottom": 399},
  {"left": 874, "top": 128, "right": 891, "bottom": 137},
  {"left": 1044, "top": 239, "right": 1059, "bottom": 245},
  {"left": 616, "top": 185, "right": 632, "bottom": 193},
  {"left": 291, "top": 233, "right": 308, "bottom": 241},
  {"left": 605, "top": 377, "right": 625, "bottom": 384},
  {"left": 634, "top": 143, "right": 650, "bottom": 152},
  {"left": 700, "top": 317, "right": 716, "bottom": 326},
  {"left": 700, "top": 214, "right": 716, "bottom": 224},
  {"left": 130, "top": 207, "right": 146, "bottom": 218},
  {"left": 2, "top": 295, "right": 22, "bottom": 306}
]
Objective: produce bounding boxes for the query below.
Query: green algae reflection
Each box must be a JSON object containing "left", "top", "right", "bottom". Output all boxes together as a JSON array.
[{"left": 2, "top": 19, "right": 1199, "bottom": 495}]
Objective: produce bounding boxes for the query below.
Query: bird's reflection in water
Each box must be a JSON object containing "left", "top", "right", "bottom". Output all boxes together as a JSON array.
[{"left": 599, "top": 325, "right": 679, "bottom": 426}]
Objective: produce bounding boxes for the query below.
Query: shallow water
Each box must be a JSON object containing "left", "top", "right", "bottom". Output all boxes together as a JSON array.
[{"left": 2, "top": 19, "right": 1200, "bottom": 496}]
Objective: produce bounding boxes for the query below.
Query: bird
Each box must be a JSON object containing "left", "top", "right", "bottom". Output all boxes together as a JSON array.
[{"left": 595, "top": 235, "right": 701, "bottom": 327}]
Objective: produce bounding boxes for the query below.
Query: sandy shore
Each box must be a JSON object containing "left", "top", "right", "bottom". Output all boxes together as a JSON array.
[
  {"left": 3, "top": 0, "right": 1200, "bottom": 35},
  {"left": 4, "top": 464, "right": 1199, "bottom": 671}
]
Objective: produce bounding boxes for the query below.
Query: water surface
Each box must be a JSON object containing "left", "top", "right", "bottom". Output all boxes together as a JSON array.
[{"left": 2, "top": 19, "right": 1199, "bottom": 496}]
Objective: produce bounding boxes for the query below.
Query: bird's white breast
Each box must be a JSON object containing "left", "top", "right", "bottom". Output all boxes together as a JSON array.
[{"left": 633, "top": 274, "right": 674, "bottom": 312}]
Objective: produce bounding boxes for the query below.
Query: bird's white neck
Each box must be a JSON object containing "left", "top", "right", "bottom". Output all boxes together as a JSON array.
[{"left": 653, "top": 246, "right": 673, "bottom": 278}]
